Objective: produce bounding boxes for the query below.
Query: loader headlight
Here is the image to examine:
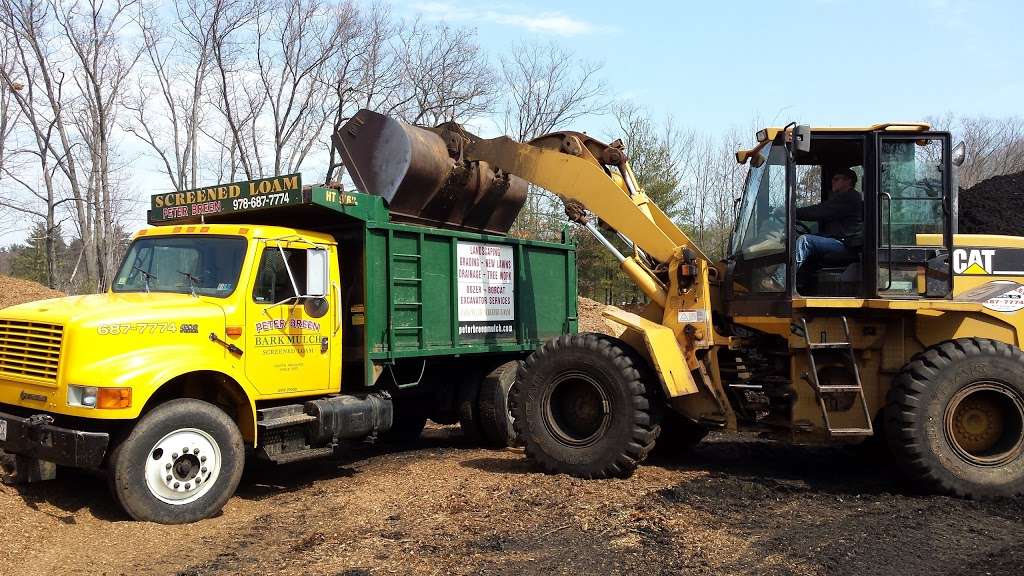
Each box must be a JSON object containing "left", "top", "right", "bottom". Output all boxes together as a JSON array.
[{"left": 68, "top": 385, "right": 98, "bottom": 408}]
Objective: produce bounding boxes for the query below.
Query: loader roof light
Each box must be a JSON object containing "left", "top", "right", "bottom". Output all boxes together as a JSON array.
[{"left": 756, "top": 129, "right": 769, "bottom": 143}]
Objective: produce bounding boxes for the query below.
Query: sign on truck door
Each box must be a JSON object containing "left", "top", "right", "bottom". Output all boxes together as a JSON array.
[{"left": 245, "top": 242, "right": 336, "bottom": 395}]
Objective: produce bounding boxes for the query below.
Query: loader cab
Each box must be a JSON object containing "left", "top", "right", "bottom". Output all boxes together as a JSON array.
[{"left": 726, "top": 124, "right": 954, "bottom": 315}]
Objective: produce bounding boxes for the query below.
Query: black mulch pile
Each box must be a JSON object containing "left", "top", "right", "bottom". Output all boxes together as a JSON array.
[{"left": 959, "top": 171, "right": 1024, "bottom": 235}]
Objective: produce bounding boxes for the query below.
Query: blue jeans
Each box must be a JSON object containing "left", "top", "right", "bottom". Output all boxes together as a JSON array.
[{"left": 772, "top": 234, "right": 847, "bottom": 287}]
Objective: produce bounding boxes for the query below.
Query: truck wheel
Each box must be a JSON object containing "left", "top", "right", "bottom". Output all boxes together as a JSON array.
[
  {"left": 458, "top": 371, "right": 484, "bottom": 444},
  {"left": 477, "top": 361, "right": 520, "bottom": 448},
  {"left": 652, "top": 409, "right": 707, "bottom": 456},
  {"left": 381, "top": 397, "right": 427, "bottom": 444},
  {"left": 510, "top": 333, "right": 659, "bottom": 479},
  {"left": 886, "top": 338, "right": 1024, "bottom": 498},
  {"left": 108, "top": 398, "right": 244, "bottom": 524}
]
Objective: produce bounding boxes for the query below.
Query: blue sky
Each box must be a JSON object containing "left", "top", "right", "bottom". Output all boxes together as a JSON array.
[
  {"left": 4, "top": 0, "right": 1021, "bottom": 248},
  {"left": 400, "top": 0, "right": 1024, "bottom": 134}
]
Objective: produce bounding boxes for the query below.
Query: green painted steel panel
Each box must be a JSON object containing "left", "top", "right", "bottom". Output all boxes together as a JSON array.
[{"left": 361, "top": 221, "right": 576, "bottom": 359}]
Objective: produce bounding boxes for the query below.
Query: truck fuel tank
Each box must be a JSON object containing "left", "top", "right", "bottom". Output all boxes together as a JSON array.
[{"left": 333, "top": 109, "right": 527, "bottom": 235}]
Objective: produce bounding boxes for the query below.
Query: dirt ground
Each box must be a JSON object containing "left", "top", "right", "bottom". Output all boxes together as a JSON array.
[{"left": 1, "top": 426, "right": 1022, "bottom": 576}]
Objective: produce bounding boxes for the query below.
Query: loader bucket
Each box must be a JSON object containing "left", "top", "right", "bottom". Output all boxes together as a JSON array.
[{"left": 333, "top": 109, "right": 527, "bottom": 235}]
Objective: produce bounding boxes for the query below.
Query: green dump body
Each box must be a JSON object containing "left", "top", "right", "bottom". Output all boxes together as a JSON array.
[{"left": 149, "top": 180, "right": 578, "bottom": 388}]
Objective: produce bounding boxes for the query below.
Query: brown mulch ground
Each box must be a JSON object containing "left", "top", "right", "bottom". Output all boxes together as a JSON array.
[
  {"left": 577, "top": 296, "right": 626, "bottom": 336},
  {"left": 0, "top": 275, "right": 64, "bottom": 310},
  {"left": 1, "top": 427, "right": 1021, "bottom": 576}
]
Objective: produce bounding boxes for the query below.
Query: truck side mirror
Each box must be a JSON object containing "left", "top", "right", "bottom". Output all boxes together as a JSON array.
[
  {"left": 306, "top": 249, "right": 329, "bottom": 298},
  {"left": 793, "top": 125, "right": 811, "bottom": 154}
]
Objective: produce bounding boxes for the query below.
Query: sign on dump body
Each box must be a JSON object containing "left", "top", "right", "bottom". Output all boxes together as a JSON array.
[
  {"left": 149, "top": 173, "right": 302, "bottom": 223},
  {"left": 457, "top": 241, "right": 515, "bottom": 340}
]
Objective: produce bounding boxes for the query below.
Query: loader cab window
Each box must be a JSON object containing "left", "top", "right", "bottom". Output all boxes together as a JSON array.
[
  {"left": 790, "top": 137, "right": 866, "bottom": 297},
  {"left": 877, "top": 137, "right": 949, "bottom": 296},
  {"left": 730, "top": 143, "right": 788, "bottom": 293}
]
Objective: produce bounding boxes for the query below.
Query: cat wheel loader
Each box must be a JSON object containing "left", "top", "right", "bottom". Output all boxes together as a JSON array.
[{"left": 339, "top": 109, "right": 1024, "bottom": 498}]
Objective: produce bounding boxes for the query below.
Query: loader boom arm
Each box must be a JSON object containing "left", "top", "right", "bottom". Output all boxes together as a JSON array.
[{"left": 465, "top": 135, "right": 709, "bottom": 266}]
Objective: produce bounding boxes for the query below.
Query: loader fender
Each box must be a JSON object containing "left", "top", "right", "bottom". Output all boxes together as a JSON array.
[{"left": 601, "top": 307, "right": 698, "bottom": 397}]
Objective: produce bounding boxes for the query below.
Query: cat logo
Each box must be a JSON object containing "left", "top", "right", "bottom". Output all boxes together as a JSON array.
[{"left": 952, "top": 248, "right": 995, "bottom": 275}]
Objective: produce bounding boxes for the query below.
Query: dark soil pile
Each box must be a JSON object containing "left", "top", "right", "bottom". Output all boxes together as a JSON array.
[{"left": 959, "top": 171, "right": 1024, "bottom": 235}]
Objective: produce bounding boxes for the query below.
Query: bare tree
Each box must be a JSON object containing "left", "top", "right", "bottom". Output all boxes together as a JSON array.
[
  {"left": 498, "top": 41, "right": 606, "bottom": 240},
  {"left": 0, "top": 0, "right": 80, "bottom": 289},
  {"left": 129, "top": 0, "right": 253, "bottom": 191},
  {"left": 214, "top": 0, "right": 354, "bottom": 178},
  {"left": 501, "top": 41, "right": 605, "bottom": 142},
  {"left": 56, "top": 0, "right": 142, "bottom": 289},
  {"left": 394, "top": 19, "right": 496, "bottom": 126}
]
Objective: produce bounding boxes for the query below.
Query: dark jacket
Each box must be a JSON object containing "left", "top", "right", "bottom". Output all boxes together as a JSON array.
[{"left": 795, "top": 189, "right": 863, "bottom": 247}]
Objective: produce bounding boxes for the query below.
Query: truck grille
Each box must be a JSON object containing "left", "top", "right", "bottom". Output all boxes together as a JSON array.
[{"left": 0, "top": 320, "right": 63, "bottom": 385}]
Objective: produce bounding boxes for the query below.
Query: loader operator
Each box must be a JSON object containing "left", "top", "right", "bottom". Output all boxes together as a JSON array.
[{"left": 792, "top": 168, "right": 863, "bottom": 283}]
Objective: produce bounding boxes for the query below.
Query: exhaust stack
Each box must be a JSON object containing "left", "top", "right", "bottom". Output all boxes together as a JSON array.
[{"left": 333, "top": 109, "right": 527, "bottom": 235}]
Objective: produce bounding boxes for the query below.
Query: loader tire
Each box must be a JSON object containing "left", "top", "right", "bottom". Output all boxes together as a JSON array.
[
  {"left": 477, "top": 361, "right": 520, "bottom": 448},
  {"left": 109, "top": 398, "right": 244, "bottom": 524},
  {"left": 510, "top": 333, "right": 659, "bottom": 479},
  {"left": 885, "top": 338, "right": 1024, "bottom": 498}
]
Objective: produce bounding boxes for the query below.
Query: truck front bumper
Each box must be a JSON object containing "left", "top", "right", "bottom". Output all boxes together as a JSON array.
[{"left": 0, "top": 411, "right": 108, "bottom": 468}]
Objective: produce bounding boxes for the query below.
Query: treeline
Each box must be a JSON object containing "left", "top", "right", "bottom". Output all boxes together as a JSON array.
[{"left": 0, "top": 1, "right": 1022, "bottom": 303}]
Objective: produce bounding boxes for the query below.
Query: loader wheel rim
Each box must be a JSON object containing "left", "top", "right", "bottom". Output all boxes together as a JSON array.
[
  {"left": 944, "top": 381, "right": 1024, "bottom": 467},
  {"left": 543, "top": 372, "right": 611, "bottom": 447},
  {"left": 144, "top": 427, "right": 222, "bottom": 505}
]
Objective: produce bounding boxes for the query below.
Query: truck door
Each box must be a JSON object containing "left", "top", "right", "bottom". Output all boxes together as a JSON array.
[
  {"left": 874, "top": 134, "right": 953, "bottom": 298},
  {"left": 245, "top": 241, "right": 337, "bottom": 396}
]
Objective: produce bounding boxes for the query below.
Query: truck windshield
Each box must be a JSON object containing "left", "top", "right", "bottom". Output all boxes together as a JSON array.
[{"left": 112, "top": 235, "right": 248, "bottom": 297}]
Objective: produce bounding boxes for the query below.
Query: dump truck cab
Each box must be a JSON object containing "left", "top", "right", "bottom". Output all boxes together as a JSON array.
[{"left": 726, "top": 123, "right": 957, "bottom": 312}]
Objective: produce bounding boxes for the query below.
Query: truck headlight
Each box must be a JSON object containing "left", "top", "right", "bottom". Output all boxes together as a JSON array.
[
  {"left": 68, "top": 386, "right": 131, "bottom": 409},
  {"left": 68, "top": 385, "right": 98, "bottom": 408}
]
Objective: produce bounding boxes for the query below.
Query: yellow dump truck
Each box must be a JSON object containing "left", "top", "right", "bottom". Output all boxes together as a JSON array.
[{"left": 0, "top": 168, "right": 577, "bottom": 523}]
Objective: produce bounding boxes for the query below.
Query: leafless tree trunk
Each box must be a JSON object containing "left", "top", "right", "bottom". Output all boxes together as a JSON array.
[
  {"left": 56, "top": 0, "right": 141, "bottom": 290},
  {"left": 0, "top": 0, "right": 85, "bottom": 288},
  {"left": 129, "top": 0, "right": 250, "bottom": 191},
  {"left": 214, "top": 0, "right": 353, "bottom": 178}
]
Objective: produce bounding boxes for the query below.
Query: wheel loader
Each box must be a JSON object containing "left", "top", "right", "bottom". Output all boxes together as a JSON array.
[{"left": 339, "top": 110, "right": 1024, "bottom": 498}]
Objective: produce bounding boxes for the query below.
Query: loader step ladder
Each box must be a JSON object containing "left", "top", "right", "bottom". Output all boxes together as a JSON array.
[{"left": 800, "top": 316, "right": 873, "bottom": 437}]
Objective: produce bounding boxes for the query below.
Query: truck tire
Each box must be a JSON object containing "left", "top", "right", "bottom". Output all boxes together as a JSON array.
[
  {"left": 458, "top": 371, "right": 484, "bottom": 444},
  {"left": 652, "top": 409, "right": 707, "bottom": 456},
  {"left": 885, "top": 338, "right": 1024, "bottom": 498},
  {"left": 510, "top": 333, "right": 659, "bottom": 479},
  {"left": 381, "top": 397, "right": 427, "bottom": 444},
  {"left": 477, "top": 361, "right": 520, "bottom": 448},
  {"left": 108, "top": 398, "right": 244, "bottom": 524}
]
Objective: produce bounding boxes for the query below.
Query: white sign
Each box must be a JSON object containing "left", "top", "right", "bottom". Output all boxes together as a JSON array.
[
  {"left": 457, "top": 241, "right": 515, "bottom": 339},
  {"left": 677, "top": 309, "right": 707, "bottom": 324},
  {"left": 983, "top": 284, "right": 1024, "bottom": 312}
]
